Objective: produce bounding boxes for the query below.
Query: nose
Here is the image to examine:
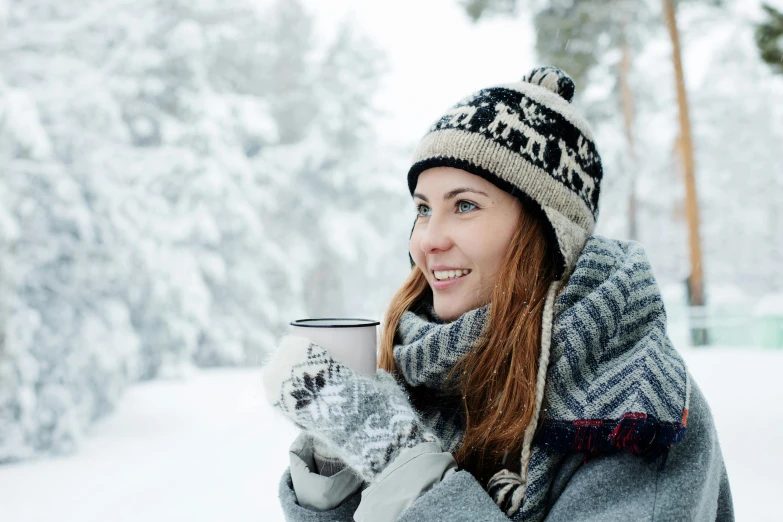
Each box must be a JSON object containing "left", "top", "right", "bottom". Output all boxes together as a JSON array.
[{"left": 418, "top": 214, "right": 454, "bottom": 255}]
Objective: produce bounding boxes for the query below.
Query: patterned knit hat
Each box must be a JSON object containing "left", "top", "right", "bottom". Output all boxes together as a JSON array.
[{"left": 408, "top": 66, "right": 603, "bottom": 280}]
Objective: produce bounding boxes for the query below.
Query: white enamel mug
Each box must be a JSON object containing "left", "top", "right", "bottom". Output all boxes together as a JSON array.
[{"left": 289, "top": 318, "right": 380, "bottom": 376}]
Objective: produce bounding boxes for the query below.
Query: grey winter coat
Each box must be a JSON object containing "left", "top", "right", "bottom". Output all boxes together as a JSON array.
[{"left": 277, "top": 378, "right": 733, "bottom": 521}]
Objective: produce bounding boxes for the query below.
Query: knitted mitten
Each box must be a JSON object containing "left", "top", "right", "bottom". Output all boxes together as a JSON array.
[{"left": 262, "top": 336, "right": 440, "bottom": 482}]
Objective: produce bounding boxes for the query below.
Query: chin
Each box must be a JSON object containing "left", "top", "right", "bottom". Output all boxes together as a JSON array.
[
  {"left": 432, "top": 288, "right": 487, "bottom": 322},
  {"left": 433, "top": 299, "right": 469, "bottom": 322}
]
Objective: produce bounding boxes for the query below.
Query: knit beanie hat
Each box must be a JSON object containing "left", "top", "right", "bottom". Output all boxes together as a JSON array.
[{"left": 408, "top": 66, "right": 603, "bottom": 280}]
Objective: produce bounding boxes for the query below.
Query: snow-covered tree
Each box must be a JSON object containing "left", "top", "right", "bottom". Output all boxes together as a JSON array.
[{"left": 0, "top": 0, "right": 402, "bottom": 461}]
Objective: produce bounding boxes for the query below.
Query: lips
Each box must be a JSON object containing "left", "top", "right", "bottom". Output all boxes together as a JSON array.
[{"left": 430, "top": 269, "right": 471, "bottom": 290}]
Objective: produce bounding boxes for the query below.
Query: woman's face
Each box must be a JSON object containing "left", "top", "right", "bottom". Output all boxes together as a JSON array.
[{"left": 410, "top": 167, "right": 522, "bottom": 321}]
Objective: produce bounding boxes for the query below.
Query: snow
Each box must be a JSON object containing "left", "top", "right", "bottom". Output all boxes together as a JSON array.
[
  {"left": 756, "top": 294, "right": 783, "bottom": 316},
  {"left": 1, "top": 349, "right": 781, "bottom": 522},
  {"left": 0, "top": 369, "right": 297, "bottom": 522}
]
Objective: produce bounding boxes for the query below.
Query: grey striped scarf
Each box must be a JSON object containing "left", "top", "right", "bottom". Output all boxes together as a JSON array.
[
  {"left": 393, "top": 302, "right": 488, "bottom": 452},
  {"left": 393, "top": 235, "right": 690, "bottom": 521}
]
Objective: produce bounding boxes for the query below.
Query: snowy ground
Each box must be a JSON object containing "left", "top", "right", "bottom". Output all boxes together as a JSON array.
[{"left": 1, "top": 348, "right": 781, "bottom": 522}]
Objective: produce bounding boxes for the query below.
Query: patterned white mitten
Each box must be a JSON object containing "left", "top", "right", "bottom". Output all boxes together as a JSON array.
[{"left": 262, "top": 336, "right": 440, "bottom": 482}]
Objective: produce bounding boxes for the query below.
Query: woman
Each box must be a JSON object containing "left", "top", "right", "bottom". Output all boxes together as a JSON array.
[{"left": 263, "top": 67, "right": 734, "bottom": 521}]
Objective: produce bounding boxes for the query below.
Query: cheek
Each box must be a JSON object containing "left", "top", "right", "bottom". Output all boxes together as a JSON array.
[
  {"left": 464, "top": 227, "right": 512, "bottom": 279},
  {"left": 409, "top": 230, "right": 426, "bottom": 270}
]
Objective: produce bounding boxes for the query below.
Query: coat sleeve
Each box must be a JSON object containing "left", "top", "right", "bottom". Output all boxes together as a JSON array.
[
  {"left": 279, "top": 468, "right": 361, "bottom": 522},
  {"left": 544, "top": 379, "right": 734, "bottom": 522},
  {"left": 394, "top": 470, "right": 511, "bottom": 522},
  {"left": 277, "top": 433, "right": 362, "bottom": 522},
  {"left": 353, "top": 442, "right": 459, "bottom": 522}
]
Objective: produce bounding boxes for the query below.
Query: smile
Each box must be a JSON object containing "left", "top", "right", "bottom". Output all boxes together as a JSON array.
[
  {"left": 433, "top": 268, "right": 472, "bottom": 281},
  {"left": 430, "top": 269, "right": 472, "bottom": 290}
]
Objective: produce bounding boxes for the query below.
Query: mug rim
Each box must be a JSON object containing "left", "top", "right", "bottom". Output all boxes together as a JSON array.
[{"left": 290, "top": 318, "right": 381, "bottom": 328}]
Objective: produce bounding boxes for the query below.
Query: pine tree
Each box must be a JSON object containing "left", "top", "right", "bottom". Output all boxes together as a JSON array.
[{"left": 756, "top": 3, "right": 783, "bottom": 75}]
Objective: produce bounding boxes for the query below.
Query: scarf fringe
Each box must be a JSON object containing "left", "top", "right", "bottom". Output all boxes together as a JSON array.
[{"left": 534, "top": 412, "right": 687, "bottom": 467}]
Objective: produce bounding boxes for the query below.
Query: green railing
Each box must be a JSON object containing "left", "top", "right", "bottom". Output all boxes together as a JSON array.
[{"left": 663, "top": 292, "right": 783, "bottom": 349}]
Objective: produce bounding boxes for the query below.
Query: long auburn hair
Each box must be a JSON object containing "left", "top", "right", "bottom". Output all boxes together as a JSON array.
[{"left": 379, "top": 202, "right": 558, "bottom": 484}]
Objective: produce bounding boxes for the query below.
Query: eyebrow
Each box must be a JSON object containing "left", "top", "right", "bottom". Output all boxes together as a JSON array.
[{"left": 413, "top": 187, "right": 491, "bottom": 203}]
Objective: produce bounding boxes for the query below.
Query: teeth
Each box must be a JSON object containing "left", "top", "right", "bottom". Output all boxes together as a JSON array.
[{"left": 433, "top": 269, "right": 471, "bottom": 281}]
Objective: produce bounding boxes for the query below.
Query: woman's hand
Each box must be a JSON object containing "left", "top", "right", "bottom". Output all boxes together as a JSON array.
[{"left": 262, "top": 335, "right": 440, "bottom": 482}]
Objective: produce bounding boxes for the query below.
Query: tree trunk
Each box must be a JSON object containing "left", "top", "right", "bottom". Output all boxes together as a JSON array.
[
  {"left": 663, "top": 0, "right": 707, "bottom": 345},
  {"left": 619, "top": 18, "right": 638, "bottom": 241}
]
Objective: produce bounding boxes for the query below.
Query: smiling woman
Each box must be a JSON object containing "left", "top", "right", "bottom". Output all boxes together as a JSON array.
[
  {"left": 264, "top": 66, "right": 734, "bottom": 522},
  {"left": 390, "top": 164, "right": 562, "bottom": 490}
]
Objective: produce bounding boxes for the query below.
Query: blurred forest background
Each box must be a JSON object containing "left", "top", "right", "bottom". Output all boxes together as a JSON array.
[{"left": 1, "top": 0, "right": 782, "bottom": 465}]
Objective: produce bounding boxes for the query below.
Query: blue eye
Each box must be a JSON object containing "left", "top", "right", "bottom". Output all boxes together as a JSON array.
[
  {"left": 416, "top": 201, "right": 477, "bottom": 216},
  {"left": 457, "top": 200, "right": 477, "bottom": 213}
]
